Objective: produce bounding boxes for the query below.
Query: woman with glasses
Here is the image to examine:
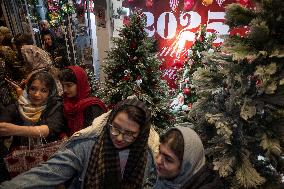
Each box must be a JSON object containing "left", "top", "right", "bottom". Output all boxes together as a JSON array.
[{"left": 0, "top": 98, "right": 157, "bottom": 189}]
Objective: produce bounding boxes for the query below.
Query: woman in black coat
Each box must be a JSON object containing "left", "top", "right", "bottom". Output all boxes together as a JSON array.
[{"left": 0, "top": 71, "right": 66, "bottom": 147}]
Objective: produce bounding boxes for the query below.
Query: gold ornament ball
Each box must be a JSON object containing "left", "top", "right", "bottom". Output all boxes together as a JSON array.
[{"left": 202, "top": 0, "right": 213, "bottom": 6}]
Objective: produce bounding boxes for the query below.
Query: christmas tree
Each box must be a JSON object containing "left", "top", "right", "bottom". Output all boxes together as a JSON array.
[
  {"left": 47, "top": 0, "right": 76, "bottom": 27},
  {"left": 101, "top": 9, "right": 173, "bottom": 130},
  {"left": 171, "top": 25, "right": 216, "bottom": 114},
  {"left": 80, "top": 64, "right": 101, "bottom": 97},
  {"left": 188, "top": 0, "right": 284, "bottom": 188}
]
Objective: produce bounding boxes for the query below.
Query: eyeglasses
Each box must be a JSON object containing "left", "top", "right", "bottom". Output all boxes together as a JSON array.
[{"left": 109, "top": 123, "right": 139, "bottom": 142}]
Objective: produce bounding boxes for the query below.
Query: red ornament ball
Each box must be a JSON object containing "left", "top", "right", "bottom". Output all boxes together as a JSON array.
[
  {"left": 122, "top": 75, "right": 130, "bottom": 81},
  {"left": 146, "top": 0, "right": 153, "bottom": 7},
  {"left": 183, "top": 88, "right": 191, "bottom": 95},
  {"left": 256, "top": 79, "right": 261, "bottom": 87},
  {"left": 130, "top": 41, "right": 137, "bottom": 49},
  {"left": 237, "top": 0, "right": 249, "bottom": 6},
  {"left": 184, "top": 0, "right": 195, "bottom": 11}
]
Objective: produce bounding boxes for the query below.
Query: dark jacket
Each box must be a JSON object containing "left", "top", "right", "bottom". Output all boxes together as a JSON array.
[
  {"left": 83, "top": 105, "right": 106, "bottom": 128},
  {"left": 182, "top": 166, "right": 224, "bottom": 189},
  {"left": 0, "top": 96, "right": 66, "bottom": 147}
]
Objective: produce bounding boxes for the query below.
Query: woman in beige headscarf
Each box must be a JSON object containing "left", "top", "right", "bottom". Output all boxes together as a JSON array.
[
  {"left": 18, "top": 45, "right": 63, "bottom": 95},
  {"left": 154, "top": 126, "right": 223, "bottom": 189}
]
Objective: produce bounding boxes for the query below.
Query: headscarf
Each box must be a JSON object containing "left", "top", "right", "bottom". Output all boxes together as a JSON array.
[
  {"left": 21, "top": 45, "right": 63, "bottom": 95},
  {"left": 63, "top": 66, "right": 107, "bottom": 136},
  {"left": 153, "top": 126, "right": 206, "bottom": 189},
  {"left": 0, "top": 26, "right": 10, "bottom": 44},
  {"left": 17, "top": 90, "right": 46, "bottom": 123},
  {"left": 84, "top": 99, "right": 152, "bottom": 189},
  {"left": 21, "top": 45, "right": 52, "bottom": 72},
  {"left": 17, "top": 71, "right": 58, "bottom": 124}
]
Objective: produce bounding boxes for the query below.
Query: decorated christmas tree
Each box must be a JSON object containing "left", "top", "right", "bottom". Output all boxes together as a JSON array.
[
  {"left": 101, "top": 9, "right": 173, "bottom": 130},
  {"left": 47, "top": 0, "right": 76, "bottom": 27},
  {"left": 171, "top": 25, "right": 216, "bottom": 114},
  {"left": 188, "top": 0, "right": 284, "bottom": 188},
  {"left": 81, "top": 64, "right": 101, "bottom": 97}
]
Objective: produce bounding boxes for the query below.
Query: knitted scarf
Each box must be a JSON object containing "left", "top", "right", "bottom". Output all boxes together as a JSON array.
[
  {"left": 84, "top": 99, "right": 151, "bottom": 189},
  {"left": 17, "top": 91, "right": 46, "bottom": 123},
  {"left": 63, "top": 66, "right": 107, "bottom": 136}
]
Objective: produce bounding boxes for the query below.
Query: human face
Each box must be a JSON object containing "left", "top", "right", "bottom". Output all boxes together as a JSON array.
[
  {"left": 28, "top": 80, "right": 50, "bottom": 106},
  {"left": 62, "top": 82, "right": 77, "bottom": 98},
  {"left": 156, "top": 143, "right": 181, "bottom": 179},
  {"left": 40, "top": 22, "right": 48, "bottom": 31},
  {"left": 110, "top": 112, "right": 140, "bottom": 149},
  {"left": 43, "top": 35, "right": 52, "bottom": 47}
]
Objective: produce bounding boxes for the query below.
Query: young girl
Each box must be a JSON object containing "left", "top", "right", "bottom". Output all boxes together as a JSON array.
[
  {"left": 154, "top": 126, "right": 224, "bottom": 189},
  {"left": 59, "top": 66, "right": 107, "bottom": 136},
  {"left": 0, "top": 71, "right": 66, "bottom": 147}
]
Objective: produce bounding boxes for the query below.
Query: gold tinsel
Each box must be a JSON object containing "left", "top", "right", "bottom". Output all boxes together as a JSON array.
[
  {"left": 236, "top": 155, "right": 266, "bottom": 188},
  {"left": 205, "top": 113, "right": 232, "bottom": 144},
  {"left": 240, "top": 99, "right": 256, "bottom": 121},
  {"left": 213, "top": 156, "right": 235, "bottom": 177},
  {"left": 260, "top": 134, "right": 282, "bottom": 156}
]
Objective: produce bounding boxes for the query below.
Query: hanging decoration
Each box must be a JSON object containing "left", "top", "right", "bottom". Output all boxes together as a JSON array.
[
  {"left": 95, "top": 7, "right": 106, "bottom": 28},
  {"left": 215, "top": 0, "right": 226, "bottom": 7},
  {"left": 170, "top": 25, "right": 216, "bottom": 114},
  {"left": 170, "top": 0, "right": 180, "bottom": 11},
  {"left": 47, "top": 0, "right": 76, "bottom": 27},
  {"left": 122, "top": 70, "right": 131, "bottom": 81},
  {"left": 123, "top": 16, "right": 130, "bottom": 25},
  {"left": 135, "top": 76, "right": 143, "bottom": 87},
  {"left": 202, "top": 0, "right": 214, "bottom": 6},
  {"left": 236, "top": 0, "right": 249, "bottom": 6},
  {"left": 184, "top": 0, "right": 195, "bottom": 11},
  {"left": 146, "top": 0, "right": 153, "bottom": 7}
]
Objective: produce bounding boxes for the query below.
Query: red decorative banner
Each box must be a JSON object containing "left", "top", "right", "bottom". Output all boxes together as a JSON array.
[{"left": 123, "top": 0, "right": 253, "bottom": 88}]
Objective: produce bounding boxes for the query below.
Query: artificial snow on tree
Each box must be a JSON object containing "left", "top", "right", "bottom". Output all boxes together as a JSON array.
[
  {"left": 83, "top": 65, "right": 101, "bottom": 97},
  {"left": 101, "top": 9, "right": 173, "bottom": 130},
  {"left": 188, "top": 0, "right": 284, "bottom": 188},
  {"left": 171, "top": 25, "right": 216, "bottom": 115}
]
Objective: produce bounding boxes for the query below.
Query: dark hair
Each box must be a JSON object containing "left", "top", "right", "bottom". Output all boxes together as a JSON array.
[
  {"left": 14, "top": 33, "right": 33, "bottom": 47},
  {"left": 42, "top": 31, "right": 53, "bottom": 40},
  {"left": 41, "top": 31, "right": 57, "bottom": 46},
  {"left": 160, "top": 129, "right": 184, "bottom": 163},
  {"left": 26, "top": 71, "right": 57, "bottom": 98},
  {"left": 2, "top": 34, "right": 13, "bottom": 46},
  {"left": 59, "top": 68, "right": 77, "bottom": 84},
  {"left": 115, "top": 105, "right": 147, "bottom": 128}
]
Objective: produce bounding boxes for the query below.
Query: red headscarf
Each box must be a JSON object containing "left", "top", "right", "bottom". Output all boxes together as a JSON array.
[{"left": 63, "top": 66, "right": 107, "bottom": 136}]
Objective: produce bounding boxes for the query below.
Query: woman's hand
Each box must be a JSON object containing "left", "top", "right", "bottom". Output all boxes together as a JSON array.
[
  {"left": 5, "top": 78, "right": 24, "bottom": 97},
  {"left": 0, "top": 123, "right": 49, "bottom": 138},
  {"left": 54, "top": 56, "right": 62, "bottom": 63},
  {"left": 0, "top": 122, "right": 19, "bottom": 136}
]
